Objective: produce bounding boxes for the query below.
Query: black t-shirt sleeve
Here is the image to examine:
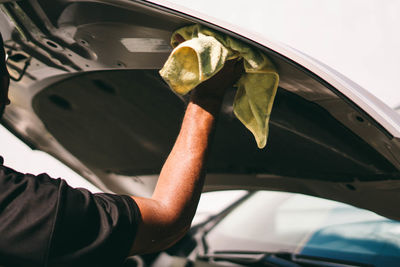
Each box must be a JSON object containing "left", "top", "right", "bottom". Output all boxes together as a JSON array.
[
  {"left": 49, "top": 184, "right": 141, "bottom": 267},
  {"left": 0, "top": 160, "right": 141, "bottom": 267},
  {"left": 0, "top": 165, "right": 62, "bottom": 266}
]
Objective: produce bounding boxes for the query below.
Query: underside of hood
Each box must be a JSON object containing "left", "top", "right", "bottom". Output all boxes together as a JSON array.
[
  {"left": 1, "top": 0, "right": 400, "bottom": 219},
  {"left": 31, "top": 69, "right": 395, "bottom": 180}
]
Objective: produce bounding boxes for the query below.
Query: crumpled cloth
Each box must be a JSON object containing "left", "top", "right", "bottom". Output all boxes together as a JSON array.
[{"left": 159, "top": 24, "right": 279, "bottom": 148}]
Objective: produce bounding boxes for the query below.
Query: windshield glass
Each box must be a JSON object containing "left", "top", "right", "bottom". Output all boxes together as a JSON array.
[{"left": 205, "top": 191, "right": 400, "bottom": 266}]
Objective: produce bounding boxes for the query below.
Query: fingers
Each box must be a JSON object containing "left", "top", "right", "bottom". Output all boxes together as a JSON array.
[
  {"left": 232, "top": 58, "right": 244, "bottom": 83},
  {"left": 220, "top": 58, "right": 244, "bottom": 87}
]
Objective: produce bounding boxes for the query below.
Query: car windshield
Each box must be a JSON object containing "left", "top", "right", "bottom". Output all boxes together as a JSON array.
[{"left": 204, "top": 191, "right": 400, "bottom": 266}]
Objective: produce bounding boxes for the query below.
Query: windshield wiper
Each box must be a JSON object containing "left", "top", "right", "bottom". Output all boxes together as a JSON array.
[
  {"left": 198, "top": 251, "right": 373, "bottom": 267},
  {"left": 198, "top": 251, "right": 301, "bottom": 266}
]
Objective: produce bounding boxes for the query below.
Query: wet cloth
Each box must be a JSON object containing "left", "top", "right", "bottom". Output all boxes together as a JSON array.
[{"left": 160, "top": 24, "right": 279, "bottom": 148}]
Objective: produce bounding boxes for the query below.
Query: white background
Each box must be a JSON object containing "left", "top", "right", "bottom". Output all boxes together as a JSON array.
[{"left": 167, "top": 0, "right": 400, "bottom": 108}]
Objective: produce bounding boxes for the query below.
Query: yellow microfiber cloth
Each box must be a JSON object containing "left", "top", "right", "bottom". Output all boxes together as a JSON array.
[{"left": 159, "top": 24, "right": 279, "bottom": 149}]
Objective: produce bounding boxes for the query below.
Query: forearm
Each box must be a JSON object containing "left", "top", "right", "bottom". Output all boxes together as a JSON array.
[
  {"left": 130, "top": 59, "right": 241, "bottom": 255},
  {"left": 130, "top": 90, "right": 224, "bottom": 254},
  {"left": 153, "top": 91, "right": 223, "bottom": 223}
]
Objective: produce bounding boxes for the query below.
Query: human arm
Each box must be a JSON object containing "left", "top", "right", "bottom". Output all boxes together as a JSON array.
[{"left": 129, "top": 60, "right": 242, "bottom": 254}]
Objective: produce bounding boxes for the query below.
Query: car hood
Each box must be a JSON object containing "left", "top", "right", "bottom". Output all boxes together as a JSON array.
[{"left": 1, "top": 0, "right": 400, "bottom": 219}]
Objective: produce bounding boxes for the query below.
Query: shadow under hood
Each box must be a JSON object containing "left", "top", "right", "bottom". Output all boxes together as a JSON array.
[{"left": 32, "top": 69, "right": 397, "bottom": 182}]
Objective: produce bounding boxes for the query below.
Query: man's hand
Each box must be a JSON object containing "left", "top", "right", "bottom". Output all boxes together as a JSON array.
[
  {"left": 129, "top": 60, "right": 243, "bottom": 255},
  {"left": 192, "top": 59, "right": 243, "bottom": 100}
]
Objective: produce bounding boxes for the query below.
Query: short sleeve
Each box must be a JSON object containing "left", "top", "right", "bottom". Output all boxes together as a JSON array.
[
  {"left": 0, "top": 157, "right": 141, "bottom": 267},
  {"left": 0, "top": 165, "right": 62, "bottom": 266},
  {"left": 48, "top": 183, "right": 141, "bottom": 267}
]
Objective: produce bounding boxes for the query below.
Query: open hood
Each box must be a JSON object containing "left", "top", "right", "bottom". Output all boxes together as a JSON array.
[{"left": 1, "top": 0, "right": 400, "bottom": 220}]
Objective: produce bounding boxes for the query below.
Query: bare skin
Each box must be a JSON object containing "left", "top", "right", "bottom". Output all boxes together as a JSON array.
[
  {"left": 0, "top": 34, "right": 242, "bottom": 255},
  {"left": 130, "top": 60, "right": 242, "bottom": 254}
]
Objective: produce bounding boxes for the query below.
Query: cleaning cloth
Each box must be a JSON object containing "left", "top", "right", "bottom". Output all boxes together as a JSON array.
[{"left": 159, "top": 24, "right": 279, "bottom": 148}]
